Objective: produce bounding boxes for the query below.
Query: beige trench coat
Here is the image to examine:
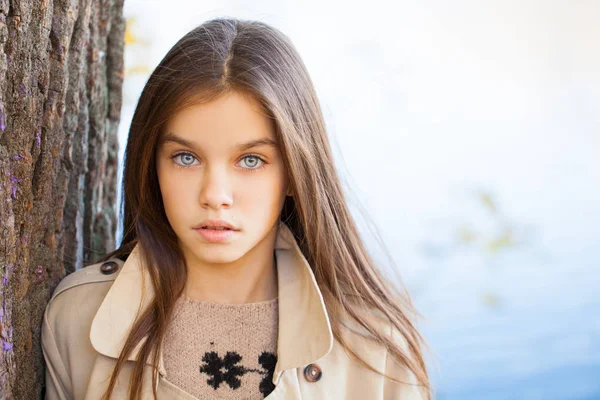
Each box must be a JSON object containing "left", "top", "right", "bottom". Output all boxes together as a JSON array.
[{"left": 42, "top": 223, "right": 426, "bottom": 399}]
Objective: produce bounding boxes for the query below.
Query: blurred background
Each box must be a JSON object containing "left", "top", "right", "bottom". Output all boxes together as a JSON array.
[{"left": 116, "top": 1, "right": 600, "bottom": 399}]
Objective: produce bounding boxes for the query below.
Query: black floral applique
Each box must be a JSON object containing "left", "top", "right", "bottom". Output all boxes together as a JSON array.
[
  {"left": 199, "top": 350, "right": 278, "bottom": 397},
  {"left": 258, "top": 351, "right": 278, "bottom": 396},
  {"left": 199, "top": 351, "right": 245, "bottom": 390}
]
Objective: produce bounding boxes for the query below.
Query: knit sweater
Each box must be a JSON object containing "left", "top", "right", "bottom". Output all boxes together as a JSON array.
[{"left": 162, "top": 293, "right": 279, "bottom": 400}]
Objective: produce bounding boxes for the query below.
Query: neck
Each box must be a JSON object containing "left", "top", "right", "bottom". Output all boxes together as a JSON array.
[{"left": 183, "top": 229, "right": 279, "bottom": 304}]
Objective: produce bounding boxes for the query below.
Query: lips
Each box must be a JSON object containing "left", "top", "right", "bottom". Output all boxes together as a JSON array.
[
  {"left": 193, "top": 219, "right": 238, "bottom": 231},
  {"left": 193, "top": 221, "right": 238, "bottom": 243}
]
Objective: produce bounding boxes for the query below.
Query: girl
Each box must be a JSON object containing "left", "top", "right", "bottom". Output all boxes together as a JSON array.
[{"left": 42, "top": 17, "right": 433, "bottom": 400}]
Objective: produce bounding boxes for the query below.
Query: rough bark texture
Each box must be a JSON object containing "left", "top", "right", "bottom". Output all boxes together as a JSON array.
[{"left": 0, "top": 0, "right": 124, "bottom": 398}]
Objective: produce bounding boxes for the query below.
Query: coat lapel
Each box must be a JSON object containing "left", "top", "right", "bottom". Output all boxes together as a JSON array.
[{"left": 89, "top": 222, "right": 334, "bottom": 384}]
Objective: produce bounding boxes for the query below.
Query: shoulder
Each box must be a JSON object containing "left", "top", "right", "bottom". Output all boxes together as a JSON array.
[
  {"left": 43, "top": 256, "right": 124, "bottom": 339},
  {"left": 337, "top": 302, "right": 395, "bottom": 343},
  {"left": 338, "top": 305, "right": 428, "bottom": 398},
  {"left": 336, "top": 302, "right": 419, "bottom": 373},
  {"left": 342, "top": 305, "right": 417, "bottom": 367},
  {"left": 335, "top": 304, "right": 399, "bottom": 366},
  {"left": 44, "top": 257, "right": 124, "bottom": 334},
  {"left": 41, "top": 258, "right": 125, "bottom": 396},
  {"left": 49, "top": 258, "right": 124, "bottom": 303}
]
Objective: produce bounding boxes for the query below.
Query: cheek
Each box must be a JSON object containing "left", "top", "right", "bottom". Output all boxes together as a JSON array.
[
  {"left": 157, "top": 163, "right": 198, "bottom": 224},
  {"left": 236, "top": 171, "right": 287, "bottom": 213}
]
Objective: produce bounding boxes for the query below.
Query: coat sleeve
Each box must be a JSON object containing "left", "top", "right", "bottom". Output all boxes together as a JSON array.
[
  {"left": 382, "top": 323, "right": 429, "bottom": 400},
  {"left": 41, "top": 300, "right": 73, "bottom": 400}
]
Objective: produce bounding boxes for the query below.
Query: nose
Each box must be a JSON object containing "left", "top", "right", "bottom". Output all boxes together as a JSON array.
[{"left": 199, "top": 165, "right": 233, "bottom": 210}]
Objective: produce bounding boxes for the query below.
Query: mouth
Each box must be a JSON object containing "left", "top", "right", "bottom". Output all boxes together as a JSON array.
[
  {"left": 193, "top": 225, "right": 238, "bottom": 243},
  {"left": 193, "top": 219, "right": 238, "bottom": 231}
]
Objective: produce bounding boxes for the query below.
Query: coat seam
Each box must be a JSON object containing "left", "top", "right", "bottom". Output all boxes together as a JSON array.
[
  {"left": 50, "top": 273, "right": 118, "bottom": 303},
  {"left": 42, "top": 302, "right": 73, "bottom": 397}
]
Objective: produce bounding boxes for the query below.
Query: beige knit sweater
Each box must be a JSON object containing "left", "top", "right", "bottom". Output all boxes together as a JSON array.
[{"left": 163, "top": 293, "right": 279, "bottom": 400}]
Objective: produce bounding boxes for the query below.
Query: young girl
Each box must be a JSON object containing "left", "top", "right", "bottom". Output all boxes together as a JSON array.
[{"left": 42, "top": 17, "right": 433, "bottom": 400}]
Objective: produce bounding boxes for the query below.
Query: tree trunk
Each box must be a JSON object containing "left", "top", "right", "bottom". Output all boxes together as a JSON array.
[{"left": 0, "top": 0, "right": 124, "bottom": 397}]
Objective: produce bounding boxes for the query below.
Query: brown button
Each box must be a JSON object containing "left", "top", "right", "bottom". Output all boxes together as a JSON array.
[
  {"left": 303, "top": 363, "right": 322, "bottom": 382},
  {"left": 100, "top": 261, "right": 119, "bottom": 275}
]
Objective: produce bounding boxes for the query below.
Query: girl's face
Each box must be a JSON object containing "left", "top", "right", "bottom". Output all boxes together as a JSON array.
[{"left": 156, "top": 91, "right": 289, "bottom": 266}]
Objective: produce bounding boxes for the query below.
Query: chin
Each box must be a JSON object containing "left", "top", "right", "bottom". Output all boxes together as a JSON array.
[{"left": 192, "top": 244, "right": 248, "bottom": 265}]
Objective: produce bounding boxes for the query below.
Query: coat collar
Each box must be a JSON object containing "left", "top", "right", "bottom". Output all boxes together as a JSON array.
[{"left": 89, "top": 222, "right": 334, "bottom": 383}]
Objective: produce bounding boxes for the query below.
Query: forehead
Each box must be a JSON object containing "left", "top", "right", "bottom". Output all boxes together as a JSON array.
[{"left": 164, "top": 91, "right": 276, "bottom": 143}]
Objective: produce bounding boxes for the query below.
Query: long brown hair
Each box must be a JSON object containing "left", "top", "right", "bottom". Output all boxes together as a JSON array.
[{"left": 96, "top": 17, "right": 434, "bottom": 399}]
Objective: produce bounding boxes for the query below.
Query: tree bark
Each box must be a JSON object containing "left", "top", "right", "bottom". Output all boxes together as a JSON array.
[{"left": 0, "top": 0, "right": 124, "bottom": 397}]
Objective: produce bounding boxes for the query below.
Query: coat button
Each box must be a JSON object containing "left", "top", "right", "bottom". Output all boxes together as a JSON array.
[
  {"left": 100, "top": 261, "right": 119, "bottom": 275},
  {"left": 303, "top": 363, "right": 322, "bottom": 382}
]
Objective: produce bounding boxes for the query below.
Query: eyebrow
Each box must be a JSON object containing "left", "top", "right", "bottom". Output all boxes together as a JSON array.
[{"left": 159, "top": 132, "right": 278, "bottom": 152}]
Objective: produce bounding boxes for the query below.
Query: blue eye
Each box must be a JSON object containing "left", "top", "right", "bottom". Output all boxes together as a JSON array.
[
  {"left": 241, "top": 155, "right": 263, "bottom": 169},
  {"left": 172, "top": 153, "right": 198, "bottom": 167}
]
